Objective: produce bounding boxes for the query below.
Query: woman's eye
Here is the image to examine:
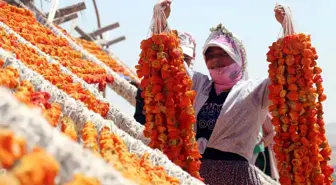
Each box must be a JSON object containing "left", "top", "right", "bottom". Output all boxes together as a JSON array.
[{"left": 220, "top": 53, "right": 228, "bottom": 57}]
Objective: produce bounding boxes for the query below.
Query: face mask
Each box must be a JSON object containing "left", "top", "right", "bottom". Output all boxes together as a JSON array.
[{"left": 208, "top": 63, "right": 242, "bottom": 94}]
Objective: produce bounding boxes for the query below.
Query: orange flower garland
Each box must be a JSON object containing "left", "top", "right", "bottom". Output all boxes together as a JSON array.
[
  {"left": 267, "top": 33, "right": 333, "bottom": 184},
  {"left": 0, "top": 2, "right": 114, "bottom": 91},
  {"left": 136, "top": 31, "right": 201, "bottom": 179}
]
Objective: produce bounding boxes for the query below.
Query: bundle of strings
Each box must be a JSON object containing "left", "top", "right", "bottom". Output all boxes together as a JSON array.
[
  {"left": 149, "top": 0, "right": 171, "bottom": 35},
  {"left": 276, "top": 3, "right": 296, "bottom": 37}
]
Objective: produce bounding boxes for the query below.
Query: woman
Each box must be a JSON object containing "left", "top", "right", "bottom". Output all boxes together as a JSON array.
[
  {"left": 136, "top": 1, "right": 287, "bottom": 184},
  {"left": 251, "top": 127, "right": 265, "bottom": 166},
  {"left": 193, "top": 24, "right": 268, "bottom": 184},
  {"left": 192, "top": 6, "right": 286, "bottom": 183}
]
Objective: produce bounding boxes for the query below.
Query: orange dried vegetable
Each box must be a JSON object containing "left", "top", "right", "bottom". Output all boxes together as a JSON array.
[
  {"left": 43, "top": 103, "right": 62, "bottom": 127},
  {"left": 0, "top": 66, "right": 20, "bottom": 89},
  {"left": 136, "top": 31, "right": 201, "bottom": 179},
  {"left": 81, "top": 121, "right": 99, "bottom": 155},
  {"left": 0, "top": 2, "right": 114, "bottom": 91},
  {"left": 98, "top": 126, "right": 179, "bottom": 185},
  {"left": 15, "top": 84, "right": 62, "bottom": 127},
  {"left": 0, "top": 128, "right": 104, "bottom": 185},
  {"left": 63, "top": 174, "right": 101, "bottom": 185},
  {"left": 0, "top": 24, "right": 109, "bottom": 117},
  {"left": 61, "top": 117, "right": 78, "bottom": 141},
  {"left": 267, "top": 33, "right": 333, "bottom": 185},
  {"left": 0, "top": 129, "right": 26, "bottom": 168},
  {"left": 76, "top": 38, "right": 139, "bottom": 82},
  {"left": 0, "top": 67, "right": 62, "bottom": 127},
  {"left": 12, "top": 147, "right": 60, "bottom": 185},
  {"left": 0, "top": 129, "right": 59, "bottom": 185}
]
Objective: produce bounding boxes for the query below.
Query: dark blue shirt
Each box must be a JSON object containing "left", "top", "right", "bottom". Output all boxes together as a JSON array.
[
  {"left": 134, "top": 88, "right": 146, "bottom": 125},
  {"left": 196, "top": 84, "right": 229, "bottom": 140}
]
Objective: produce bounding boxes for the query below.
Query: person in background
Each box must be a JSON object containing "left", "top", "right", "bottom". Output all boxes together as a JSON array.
[{"left": 251, "top": 127, "right": 265, "bottom": 167}]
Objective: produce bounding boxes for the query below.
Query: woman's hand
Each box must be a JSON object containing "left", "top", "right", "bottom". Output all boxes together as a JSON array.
[
  {"left": 274, "top": 4, "right": 295, "bottom": 35},
  {"left": 152, "top": 0, "right": 172, "bottom": 33},
  {"left": 162, "top": 0, "right": 172, "bottom": 19},
  {"left": 274, "top": 4, "right": 285, "bottom": 24},
  {"left": 154, "top": 0, "right": 172, "bottom": 19}
]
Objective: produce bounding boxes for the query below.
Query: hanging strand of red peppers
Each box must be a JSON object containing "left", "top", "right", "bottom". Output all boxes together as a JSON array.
[
  {"left": 267, "top": 5, "right": 333, "bottom": 185},
  {"left": 136, "top": 30, "right": 202, "bottom": 180}
]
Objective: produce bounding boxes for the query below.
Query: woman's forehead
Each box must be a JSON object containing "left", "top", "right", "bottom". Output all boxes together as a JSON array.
[
  {"left": 205, "top": 47, "right": 226, "bottom": 55},
  {"left": 183, "top": 54, "right": 192, "bottom": 59}
]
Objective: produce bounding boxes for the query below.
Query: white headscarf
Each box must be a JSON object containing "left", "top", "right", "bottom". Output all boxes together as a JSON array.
[
  {"left": 202, "top": 24, "right": 249, "bottom": 81},
  {"left": 177, "top": 31, "right": 196, "bottom": 77},
  {"left": 178, "top": 31, "right": 196, "bottom": 59}
]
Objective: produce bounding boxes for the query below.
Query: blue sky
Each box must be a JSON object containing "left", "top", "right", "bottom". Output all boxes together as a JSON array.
[{"left": 36, "top": 1, "right": 336, "bottom": 125}]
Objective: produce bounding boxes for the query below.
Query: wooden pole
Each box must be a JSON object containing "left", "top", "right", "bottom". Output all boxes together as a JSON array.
[
  {"left": 79, "top": 23, "right": 120, "bottom": 39},
  {"left": 91, "top": 0, "right": 105, "bottom": 96},
  {"left": 92, "top": 0, "right": 103, "bottom": 39},
  {"left": 102, "top": 36, "right": 126, "bottom": 47},
  {"left": 53, "top": 13, "right": 78, "bottom": 25},
  {"left": 45, "top": 2, "right": 86, "bottom": 19},
  {"left": 74, "top": 26, "right": 95, "bottom": 41}
]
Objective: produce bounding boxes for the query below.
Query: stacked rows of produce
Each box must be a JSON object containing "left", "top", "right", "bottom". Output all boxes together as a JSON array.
[
  {"left": 0, "top": 86, "right": 135, "bottom": 185},
  {"left": 0, "top": 21, "right": 146, "bottom": 144},
  {"left": 76, "top": 38, "right": 139, "bottom": 82},
  {"left": 0, "top": 65, "right": 62, "bottom": 127},
  {"left": 267, "top": 33, "right": 333, "bottom": 184},
  {"left": 0, "top": 2, "right": 143, "bottom": 139},
  {"left": 0, "top": 64, "right": 182, "bottom": 185},
  {"left": 0, "top": 1, "right": 114, "bottom": 91},
  {"left": 0, "top": 65, "right": 83, "bottom": 142},
  {"left": 137, "top": 31, "right": 202, "bottom": 180},
  {"left": 89, "top": 125, "right": 179, "bottom": 185},
  {"left": 60, "top": 118, "right": 180, "bottom": 184},
  {"left": 1, "top": 48, "right": 206, "bottom": 184},
  {"left": 0, "top": 2, "right": 204, "bottom": 184},
  {"left": 0, "top": 26, "right": 110, "bottom": 117},
  {"left": 20, "top": 0, "right": 137, "bottom": 106}
]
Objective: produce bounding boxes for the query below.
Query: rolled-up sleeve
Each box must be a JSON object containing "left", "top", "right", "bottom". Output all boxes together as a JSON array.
[
  {"left": 192, "top": 71, "right": 209, "bottom": 92},
  {"left": 262, "top": 113, "right": 275, "bottom": 147},
  {"left": 261, "top": 78, "right": 271, "bottom": 109}
]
